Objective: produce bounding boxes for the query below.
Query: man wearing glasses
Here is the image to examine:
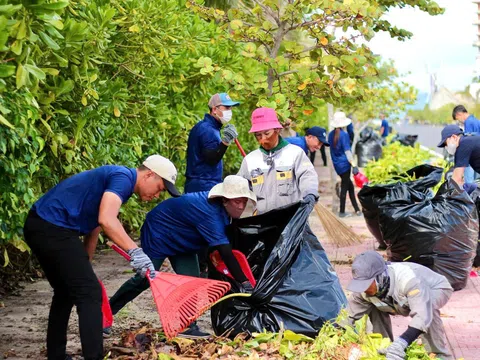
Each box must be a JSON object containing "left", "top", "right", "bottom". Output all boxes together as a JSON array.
[
  {"left": 238, "top": 107, "right": 319, "bottom": 215},
  {"left": 185, "top": 93, "right": 240, "bottom": 193}
]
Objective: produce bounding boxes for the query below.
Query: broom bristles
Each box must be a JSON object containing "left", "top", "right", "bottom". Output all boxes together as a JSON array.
[{"left": 314, "top": 203, "right": 362, "bottom": 247}]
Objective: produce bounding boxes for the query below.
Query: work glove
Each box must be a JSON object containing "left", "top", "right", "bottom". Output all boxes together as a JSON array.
[
  {"left": 221, "top": 124, "right": 238, "bottom": 145},
  {"left": 352, "top": 166, "right": 359, "bottom": 175},
  {"left": 463, "top": 182, "right": 478, "bottom": 195},
  {"left": 241, "top": 280, "right": 254, "bottom": 293},
  {"left": 127, "top": 248, "right": 156, "bottom": 279},
  {"left": 303, "top": 194, "right": 317, "bottom": 206},
  {"left": 378, "top": 337, "right": 408, "bottom": 360}
]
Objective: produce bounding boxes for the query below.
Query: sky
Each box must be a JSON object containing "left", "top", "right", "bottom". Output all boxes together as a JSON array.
[{"left": 368, "top": 0, "right": 478, "bottom": 95}]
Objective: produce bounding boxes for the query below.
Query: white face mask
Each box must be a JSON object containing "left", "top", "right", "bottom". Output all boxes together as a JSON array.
[
  {"left": 219, "top": 110, "right": 232, "bottom": 124},
  {"left": 446, "top": 141, "right": 457, "bottom": 155}
]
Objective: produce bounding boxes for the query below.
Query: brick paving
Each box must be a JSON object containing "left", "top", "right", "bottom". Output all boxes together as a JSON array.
[{"left": 311, "top": 163, "right": 480, "bottom": 360}]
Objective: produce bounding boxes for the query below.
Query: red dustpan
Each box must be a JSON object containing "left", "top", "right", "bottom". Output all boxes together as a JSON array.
[
  {"left": 210, "top": 249, "right": 256, "bottom": 286},
  {"left": 108, "top": 242, "right": 232, "bottom": 339},
  {"left": 99, "top": 279, "right": 113, "bottom": 328}
]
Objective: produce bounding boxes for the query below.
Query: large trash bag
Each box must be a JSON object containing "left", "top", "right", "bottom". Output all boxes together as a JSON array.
[
  {"left": 379, "top": 180, "right": 478, "bottom": 291},
  {"left": 470, "top": 188, "right": 480, "bottom": 267},
  {"left": 391, "top": 133, "right": 418, "bottom": 147},
  {"left": 355, "top": 127, "right": 383, "bottom": 167},
  {"left": 358, "top": 165, "right": 443, "bottom": 248},
  {"left": 209, "top": 202, "right": 347, "bottom": 338}
]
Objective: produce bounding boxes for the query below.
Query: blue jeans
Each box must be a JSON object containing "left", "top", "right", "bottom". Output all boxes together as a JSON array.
[{"left": 464, "top": 166, "right": 475, "bottom": 183}]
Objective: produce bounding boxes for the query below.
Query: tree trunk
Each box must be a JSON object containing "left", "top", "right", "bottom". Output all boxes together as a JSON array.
[{"left": 327, "top": 103, "right": 339, "bottom": 214}]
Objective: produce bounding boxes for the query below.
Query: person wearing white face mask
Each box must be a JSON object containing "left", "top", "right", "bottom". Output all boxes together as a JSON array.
[
  {"left": 437, "top": 124, "right": 480, "bottom": 189},
  {"left": 185, "top": 92, "right": 240, "bottom": 194}
]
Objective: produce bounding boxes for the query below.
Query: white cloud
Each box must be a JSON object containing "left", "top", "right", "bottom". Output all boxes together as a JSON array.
[{"left": 369, "top": 0, "right": 478, "bottom": 93}]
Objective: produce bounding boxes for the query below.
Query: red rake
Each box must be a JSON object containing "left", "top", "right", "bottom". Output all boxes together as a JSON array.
[{"left": 107, "top": 242, "right": 249, "bottom": 339}]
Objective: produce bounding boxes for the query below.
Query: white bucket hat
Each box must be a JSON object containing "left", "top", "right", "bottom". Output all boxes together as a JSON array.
[
  {"left": 332, "top": 111, "right": 352, "bottom": 128},
  {"left": 208, "top": 175, "right": 257, "bottom": 205},
  {"left": 143, "top": 154, "right": 181, "bottom": 197}
]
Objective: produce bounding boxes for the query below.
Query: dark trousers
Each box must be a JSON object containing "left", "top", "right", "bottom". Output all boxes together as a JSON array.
[
  {"left": 23, "top": 211, "right": 103, "bottom": 360},
  {"left": 109, "top": 253, "right": 200, "bottom": 315},
  {"left": 309, "top": 148, "right": 327, "bottom": 166},
  {"left": 339, "top": 169, "right": 360, "bottom": 213}
]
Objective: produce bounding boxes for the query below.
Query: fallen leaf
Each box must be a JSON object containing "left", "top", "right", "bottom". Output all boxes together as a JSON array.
[{"left": 320, "top": 37, "right": 328, "bottom": 46}]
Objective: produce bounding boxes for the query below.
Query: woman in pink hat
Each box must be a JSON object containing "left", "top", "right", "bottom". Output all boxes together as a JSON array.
[{"left": 237, "top": 107, "right": 319, "bottom": 214}]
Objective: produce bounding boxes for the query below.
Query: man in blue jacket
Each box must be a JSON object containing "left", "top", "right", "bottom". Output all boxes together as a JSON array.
[
  {"left": 185, "top": 93, "right": 240, "bottom": 194},
  {"left": 380, "top": 113, "right": 389, "bottom": 138},
  {"left": 285, "top": 126, "right": 329, "bottom": 156},
  {"left": 23, "top": 155, "right": 180, "bottom": 360},
  {"left": 452, "top": 105, "right": 480, "bottom": 182}
]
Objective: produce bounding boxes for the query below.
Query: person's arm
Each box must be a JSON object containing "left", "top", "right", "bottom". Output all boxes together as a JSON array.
[
  {"left": 237, "top": 157, "right": 250, "bottom": 179},
  {"left": 98, "top": 192, "right": 138, "bottom": 251},
  {"left": 403, "top": 278, "right": 432, "bottom": 334},
  {"left": 211, "top": 244, "right": 248, "bottom": 283},
  {"left": 84, "top": 226, "right": 101, "bottom": 260},
  {"left": 294, "top": 149, "right": 319, "bottom": 199},
  {"left": 347, "top": 292, "right": 376, "bottom": 323},
  {"left": 202, "top": 143, "right": 228, "bottom": 166},
  {"left": 380, "top": 126, "right": 385, "bottom": 136},
  {"left": 452, "top": 167, "right": 465, "bottom": 186}
]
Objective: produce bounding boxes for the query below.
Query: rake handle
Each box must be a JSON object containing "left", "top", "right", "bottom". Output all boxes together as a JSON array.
[
  {"left": 107, "top": 241, "right": 131, "bottom": 261},
  {"left": 234, "top": 138, "right": 246, "bottom": 158}
]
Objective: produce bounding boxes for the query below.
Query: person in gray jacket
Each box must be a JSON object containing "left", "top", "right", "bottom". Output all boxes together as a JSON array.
[
  {"left": 347, "top": 251, "right": 453, "bottom": 360},
  {"left": 237, "top": 107, "right": 319, "bottom": 214}
]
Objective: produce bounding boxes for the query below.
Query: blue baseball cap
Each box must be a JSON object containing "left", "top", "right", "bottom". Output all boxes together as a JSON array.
[
  {"left": 306, "top": 126, "right": 330, "bottom": 146},
  {"left": 208, "top": 93, "right": 240, "bottom": 108},
  {"left": 437, "top": 124, "right": 463, "bottom": 147}
]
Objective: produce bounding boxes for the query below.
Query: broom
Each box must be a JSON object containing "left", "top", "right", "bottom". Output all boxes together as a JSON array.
[{"left": 314, "top": 203, "right": 362, "bottom": 247}]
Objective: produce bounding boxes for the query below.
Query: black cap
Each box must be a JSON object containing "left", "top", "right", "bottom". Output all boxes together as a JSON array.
[{"left": 437, "top": 125, "right": 463, "bottom": 147}]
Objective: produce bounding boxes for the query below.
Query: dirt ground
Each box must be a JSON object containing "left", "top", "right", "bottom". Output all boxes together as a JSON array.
[{"left": 0, "top": 163, "right": 362, "bottom": 360}]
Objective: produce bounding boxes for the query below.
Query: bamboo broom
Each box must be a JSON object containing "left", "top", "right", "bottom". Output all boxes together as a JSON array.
[{"left": 314, "top": 203, "right": 362, "bottom": 247}]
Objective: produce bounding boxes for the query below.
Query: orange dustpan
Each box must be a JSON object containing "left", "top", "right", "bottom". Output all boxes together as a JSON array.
[
  {"left": 210, "top": 249, "right": 256, "bottom": 286},
  {"left": 108, "top": 242, "right": 242, "bottom": 339}
]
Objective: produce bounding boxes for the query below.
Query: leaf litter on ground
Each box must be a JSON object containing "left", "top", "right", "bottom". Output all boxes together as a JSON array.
[{"left": 104, "top": 310, "right": 436, "bottom": 360}]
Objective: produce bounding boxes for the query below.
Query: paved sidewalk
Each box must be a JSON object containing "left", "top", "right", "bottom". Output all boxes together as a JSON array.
[{"left": 311, "top": 163, "right": 480, "bottom": 360}]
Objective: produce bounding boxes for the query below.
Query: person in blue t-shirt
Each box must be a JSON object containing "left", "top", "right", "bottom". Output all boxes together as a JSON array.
[
  {"left": 452, "top": 105, "right": 480, "bottom": 183},
  {"left": 438, "top": 125, "right": 480, "bottom": 190},
  {"left": 380, "top": 112, "right": 389, "bottom": 138},
  {"left": 328, "top": 112, "right": 361, "bottom": 218},
  {"left": 185, "top": 93, "right": 240, "bottom": 194},
  {"left": 285, "top": 126, "right": 330, "bottom": 156},
  {"left": 23, "top": 155, "right": 180, "bottom": 360},
  {"left": 108, "top": 175, "right": 256, "bottom": 339}
]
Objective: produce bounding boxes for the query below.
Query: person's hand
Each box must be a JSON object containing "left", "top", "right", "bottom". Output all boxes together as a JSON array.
[
  {"left": 303, "top": 194, "right": 317, "bottom": 206},
  {"left": 127, "top": 248, "right": 156, "bottom": 279},
  {"left": 221, "top": 124, "right": 238, "bottom": 145},
  {"left": 241, "top": 280, "right": 254, "bottom": 293},
  {"left": 378, "top": 338, "right": 408, "bottom": 360},
  {"left": 352, "top": 166, "right": 359, "bottom": 175}
]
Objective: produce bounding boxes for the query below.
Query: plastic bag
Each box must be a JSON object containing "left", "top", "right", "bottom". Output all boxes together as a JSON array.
[
  {"left": 470, "top": 188, "right": 480, "bottom": 267},
  {"left": 355, "top": 127, "right": 383, "bottom": 167},
  {"left": 209, "top": 202, "right": 347, "bottom": 338},
  {"left": 358, "top": 165, "right": 443, "bottom": 248},
  {"left": 391, "top": 133, "right": 418, "bottom": 147},
  {"left": 379, "top": 180, "right": 478, "bottom": 290}
]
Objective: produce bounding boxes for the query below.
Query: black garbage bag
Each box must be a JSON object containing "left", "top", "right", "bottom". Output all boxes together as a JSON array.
[
  {"left": 209, "top": 202, "right": 347, "bottom": 338},
  {"left": 355, "top": 127, "right": 383, "bottom": 167},
  {"left": 392, "top": 133, "right": 418, "bottom": 147},
  {"left": 379, "top": 180, "right": 478, "bottom": 290},
  {"left": 358, "top": 165, "right": 443, "bottom": 248},
  {"left": 470, "top": 188, "right": 480, "bottom": 267}
]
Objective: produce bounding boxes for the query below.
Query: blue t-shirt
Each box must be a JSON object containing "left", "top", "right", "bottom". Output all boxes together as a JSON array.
[
  {"left": 328, "top": 130, "right": 351, "bottom": 175},
  {"left": 381, "top": 119, "right": 389, "bottom": 137},
  {"left": 454, "top": 135, "right": 480, "bottom": 173},
  {"left": 141, "top": 192, "right": 230, "bottom": 259},
  {"left": 185, "top": 114, "right": 223, "bottom": 193},
  {"left": 33, "top": 166, "right": 136, "bottom": 235},
  {"left": 285, "top": 136, "right": 308, "bottom": 154},
  {"left": 464, "top": 115, "right": 480, "bottom": 134}
]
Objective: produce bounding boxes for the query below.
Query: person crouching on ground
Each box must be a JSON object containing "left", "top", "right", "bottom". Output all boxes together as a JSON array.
[
  {"left": 347, "top": 251, "right": 453, "bottom": 360},
  {"left": 107, "top": 175, "right": 257, "bottom": 339},
  {"left": 237, "top": 107, "right": 319, "bottom": 215}
]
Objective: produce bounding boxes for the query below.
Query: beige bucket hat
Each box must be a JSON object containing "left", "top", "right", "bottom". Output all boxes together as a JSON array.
[
  {"left": 332, "top": 111, "right": 352, "bottom": 128},
  {"left": 208, "top": 175, "right": 257, "bottom": 205}
]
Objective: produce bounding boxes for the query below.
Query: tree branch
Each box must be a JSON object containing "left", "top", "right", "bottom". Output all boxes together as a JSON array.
[{"left": 252, "top": 0, "right": 280, "bottom": 26}]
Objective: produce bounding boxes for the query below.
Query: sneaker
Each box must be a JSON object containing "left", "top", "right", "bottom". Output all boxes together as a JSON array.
[
  {"left": 355, "top": 211, "right": 363, "bottom": 217},
  {"left": 178, "top": 324, "right": 210, "bottom": 339},
  {"left": 103, "top": 327, "right": 112, "bottom": 338},
  {"left": 338, "top": 212, "right": 352, "bottom": 218}
]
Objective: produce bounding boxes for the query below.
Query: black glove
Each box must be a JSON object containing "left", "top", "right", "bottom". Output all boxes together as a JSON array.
[
  {"left": 241, "top": 280, "right": 254, "bottom": 293},
  {"left": 303, "top": 194, "right": 317, "bottom": 205},
  {"left": 352, "top": 166, "right": 359, "bottom": 175}
]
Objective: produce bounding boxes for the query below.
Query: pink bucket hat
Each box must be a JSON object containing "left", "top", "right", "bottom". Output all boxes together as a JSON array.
[{"left": 249, "top": 107, "right": 283, "bottom": 133}]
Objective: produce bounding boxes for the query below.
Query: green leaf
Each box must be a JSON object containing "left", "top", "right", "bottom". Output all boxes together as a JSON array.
[
  {"left": 17, "top": 19, "right": 27, "bottom": 39},
  {"left": 39, "top": 31, "right": 60, "bottom": 50},
  {"left": 0, "top": 114, "right": 14, "bottom": 129},
  {"left": 36, "top": 136, "right": 45, "bottom": 152},
  {"left": 11, "top": 40, "right": 22, "bottom": 55},
  {"left": 24, "top": 64, "right": 46, "bottom": 80},
  {"left": 42, "top": 68, "right": 60, "bottom": 76},
  {"left": 29, "top": 1, "right": 69, "bottom": 10},
  {"left": 16, "top": 63, "right": 28, "bottom": 89},
  {"left": 282, "top": 330, "right": 314, "bottom": 343},
  {"left": 11, "top": 239, "right": 30, "bottom": 253},
  {"left": 3, "top": 249, "right": 9, "bottom": 267},
  {"left": 0, "top": 4, "right": 22, "bottom": 16},
  {"left": 0, "top": 64, "right": 15, "bottom": 78},
  {"left": 56, "top": 79, "right": 74, "bottom": 96}
]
